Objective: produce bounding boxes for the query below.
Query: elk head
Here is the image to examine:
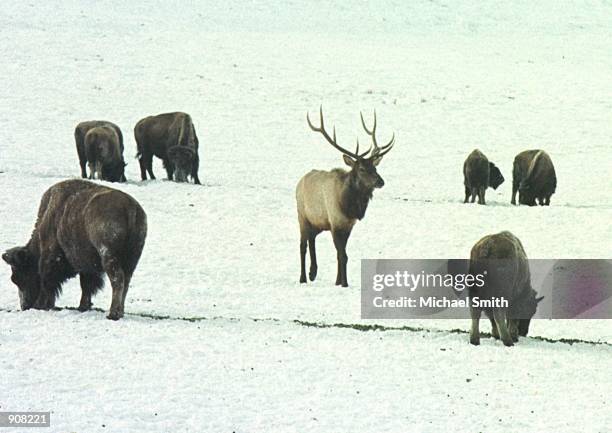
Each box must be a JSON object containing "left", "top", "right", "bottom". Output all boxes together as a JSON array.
[{"left": 306, "top": 106, "right": 395, "bottom": 191}]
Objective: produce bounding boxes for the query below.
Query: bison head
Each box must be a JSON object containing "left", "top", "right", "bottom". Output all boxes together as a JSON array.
[
  {"left": 2, "top": 246, "right": 41, "bottom": 310},
  {"left": 514, "top": 289, "right": 545, "bottom": 336},
  {"left": 488, "top": 162, "right": 504, "bottom": 190},
  {"left": 167, "top": 146, "right": 195, "bottom": 183},
  {"left": 102, "top": 160, "right": 127, "bottom": 183}
]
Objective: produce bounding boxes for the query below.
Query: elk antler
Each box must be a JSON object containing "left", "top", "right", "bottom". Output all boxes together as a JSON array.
[
  {"left": 360, "top": 110, "right": 395, "bottom": 159},
  {"left": 307, "top": 106, "right": 371, "bottom": 159}
]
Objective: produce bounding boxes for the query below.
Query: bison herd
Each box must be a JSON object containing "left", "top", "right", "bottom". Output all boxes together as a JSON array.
[
  {"left": 75, "top": 111, "right": 201, "bottom": 184},
  {"left": 2, "top": 107, "right": 558, "bottom": 346},
  {"left": 463, "top": 148, "right": 557, "bottom": 206}
]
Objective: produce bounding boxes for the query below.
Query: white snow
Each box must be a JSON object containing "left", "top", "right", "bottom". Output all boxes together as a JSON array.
[{"left": 0, "top": 1, "right": 611, "bottom": 432}]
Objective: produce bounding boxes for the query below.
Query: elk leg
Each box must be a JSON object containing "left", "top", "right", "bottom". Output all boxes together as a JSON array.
[
  {"left": 308, "top": 231, "right": 319, "bottom": 281},
  {"left": 332, "top": 229, "right": 350, "bottom": 287},
  {"left": 299, "top": 235, "right": 307, "bottom": 283},
  {"left": 102, "top": 251, "right": 126, "bottom": 320},
  {"left": 78, "top": 272, "right": 104, "bottom": 312},
  {"left": 492, "top": 308, "right": 513, "bottom": 346},
  {"left": 470, "top": 306, "right": 481, "bottom": 345},
  {"left": 298, "top": 219, "right": 308, "bottom": 283},
  {"left": 478, "top": 186, "right": 486, "bottom": 205}
]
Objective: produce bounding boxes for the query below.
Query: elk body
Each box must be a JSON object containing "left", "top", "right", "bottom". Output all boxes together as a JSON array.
[{"left": 296, "top": 108, "right": 394, "bottom": 287}]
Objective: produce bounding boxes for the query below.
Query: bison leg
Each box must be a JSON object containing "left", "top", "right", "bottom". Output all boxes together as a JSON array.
[
  {"left": 544, "top": 195, "right": 551, "bottom": 206},
  {"left": 487, "top": 313, "right": 500, "bottom": 339},
  {"left": 478, "top": 186, "right": 486, "bottom": 205},
  {"left": 78, "top": 272, "right": 104, "bottom": 312},
  {"left": 492, "top": 308, "right": 514, "bottom": 347},
  {"left": 139, "top": 152, "right": 155, "bottom": 181},
  {"left": 509, "top": 319, "right": 519, "bottom": 342},
  {"left": 88, "top": 162, "right": 96, "bottom": 180},
  {"left": 332, "top": 229, "right": 350, "bottom": 287},
  {"left": 192, "top": 156, "right": 201, "bottom": 185},
  {"left": 469, "top": 306, "right": 481, "bottom": 345},
  {"left": 101, "top": 251, "right": 127, "bottom": 320},
  {"left": 79, "top": 159, "right": 88, "bottom": 179},
  {"left": 511, "top": 181, "right": 519, "bottom": 205},
  {"left": 470, "top": 187, "right": 477, "bottom": 203},
  {"left": 464, "top": 186, "right": 470, "bottom": 203},
  {"left": 164, "top": 159, "right": 174, "bottom": 181}
]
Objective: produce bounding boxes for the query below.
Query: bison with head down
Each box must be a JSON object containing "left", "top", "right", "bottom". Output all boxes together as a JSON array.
[
  {"left": 75, "top": 120, "right": 126, "bottom": 182},
  {"left": 511, "top": 149, "right": 556, "bottom": 206},
  {"left": 134, "top": 112, "right": 201, "bottom": 184},
  {"left": 2, "top": 180, "right": 147, "bottom": 320},
  {"left": 463, "top": 149, "right": 504, "bottom": 205},
  {"left": 468, "top": 231, "right": 543, "bottom": 346}
]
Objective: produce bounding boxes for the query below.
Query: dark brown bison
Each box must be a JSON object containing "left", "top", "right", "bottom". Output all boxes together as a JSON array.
[
  {"left": 468, "top": 231, "right": 543, "bottom": 346},
  {"left": 2, "top": 180, "right": 147, "bottom": 320},
  {"left": 511, "top": 149, "right": 556, "bottom": 206},
  {"left": 134, "top": 112, "right": 201, "bottom": 184},
  {"left": 84, "top": 126, "right": 126, "bottom": 182},
  {"left": 463, "top": 149, "right": 504, "bottom": 204},
  {"left": 75, "top": 120, "right": 125, "bottom": 180}
]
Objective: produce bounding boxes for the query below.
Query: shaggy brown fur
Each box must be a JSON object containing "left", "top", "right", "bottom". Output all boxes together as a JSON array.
[
  {"left": 468, "top": 231, "right": 543, "bottom": 346},
  {"left": 463, "top": 149, "right": 504, "bottom": 205},
  {"left": 84, "top": 125, "right": 126, "bottom": 182},
  {"left": 134, "top": 112, "right": 201, "bottom": 184},
  {"left": 511, "top": 149, "right": 557, "bottom": 206},
  {"left": 75, "top": 120, "right": 124, "bottom": 180},
  {"left": 2, "top": 180, "right": 147, "bottom": 320}
]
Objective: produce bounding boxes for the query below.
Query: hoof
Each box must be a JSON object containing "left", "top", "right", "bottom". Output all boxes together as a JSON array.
[
  {"left": 470, "top": 338, "right": 480, "bottom": 346},
  {"left": 106, "top": 311, "right": 123, "bottom": 321},
  {"left": 502, "top": 340, "right": 514, "bottom": 347},
  {"left": 309, "top": 269, "right": 317, "bottom": 281},
  {"left": 299, "top": 275, "right": 307, "bottom": 283},
  {"left": 78, "top": 303, "right": 92, "bottom": 312}
]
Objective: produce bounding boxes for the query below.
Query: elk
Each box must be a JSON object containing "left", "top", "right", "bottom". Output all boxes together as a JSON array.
[{"left": 296, "top": 107, "right": 395, "bottom": 287}]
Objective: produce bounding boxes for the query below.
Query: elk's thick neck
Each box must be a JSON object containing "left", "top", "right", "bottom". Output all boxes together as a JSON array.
[{"left": 340, "top": 171, "right": 374, "bottom": 221}]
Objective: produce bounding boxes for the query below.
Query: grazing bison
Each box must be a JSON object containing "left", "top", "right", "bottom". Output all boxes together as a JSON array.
[
  {"left": 134, "top": 112, "right": 201, "bottom": 184},
  {"left": 84, "top": 126, "right": 126, "bottom": 182},
  {"left": 297, "top": 107, "right": 394, "bottom": 287},
  {"left": 2, "top": 180, "right": 147, "bottom": 320},
  {"left": 463, "top": 149, "right": 504, "bottom": 205},
  {"left": 511, "top": 149, "right": 556, "bottom": 206},
  {"left": 75, "top": 120, "right": 125, "bottom": 180},
  {"left": 468, "top": 231, "right": 543, "bottom": 346}
]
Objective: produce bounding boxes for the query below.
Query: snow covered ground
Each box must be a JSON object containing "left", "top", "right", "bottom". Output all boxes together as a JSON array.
[{"left": 0, "top": 1, "right": 611, "bottom": 432}]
